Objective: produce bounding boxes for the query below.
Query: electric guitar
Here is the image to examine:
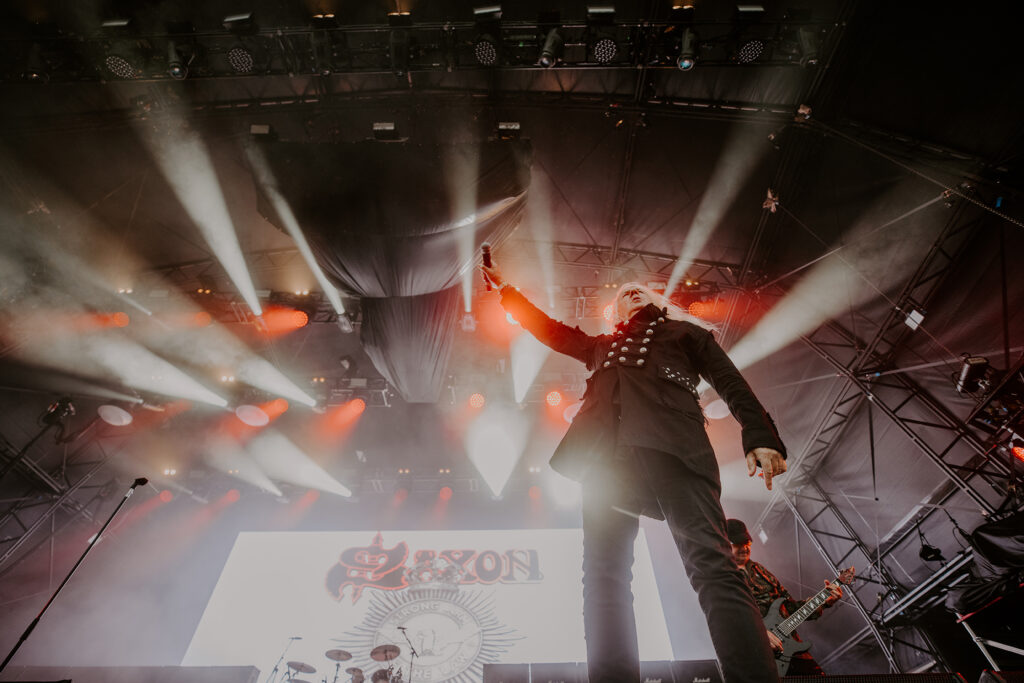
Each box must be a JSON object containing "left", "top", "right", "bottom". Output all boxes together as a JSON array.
[{"left": 764, "top": 566, "right": 855, "bottom": 676}]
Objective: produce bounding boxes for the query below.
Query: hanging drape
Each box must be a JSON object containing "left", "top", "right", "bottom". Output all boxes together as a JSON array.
[{"left": 254, "top": 139, "right": 532, "bottom": 402}]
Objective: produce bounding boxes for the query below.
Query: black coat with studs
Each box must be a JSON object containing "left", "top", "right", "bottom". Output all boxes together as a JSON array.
[{"left": 499, "top": 287, "right": 786, "bottom": 485}]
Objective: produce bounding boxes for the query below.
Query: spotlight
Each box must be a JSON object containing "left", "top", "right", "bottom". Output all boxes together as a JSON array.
[
  {"left": 546, "top": 391, "right": 562, "bottom": 407},
  {"left": 539, "top": 28, "right": 563, "bottom": 67},
  {"left": 104, "top": 54, "right": 142, "bottom": 79},
  {"left": 904, "top": 307, "right": 925, "bottom": 330},
  {"left": 474, "top": 34, "right": 500, "bottom": 65},
  {"left": 23, "top": 43, "right": 48, "bottom": 82},
  {"left": 736, "top": 39, "right": 764, "bottom": 63},
  {"left": 338, "top": 355, "right": 358, "bottom": 378},
  {"left": 460, "top": 312, "right": 478, "bottom": 332},
  {"left": 372, "top": 121, "right": 400, "bottom": 141},
  {"left": 167, "top": 40, "right": 187, "bottom": 79},
  {"left": 469, "top": 393, "right": 486, "bottom": 409},
  {"left": 223, "top": 12, "right": 257, "bottom": 35},
  {"left": 955, "top": 355, "right": 990, "bottom": 395},
  {"left": 603, "top": 304, "right": 614, "bottom": 322},
  {"left": 387, "top": 12, "right": 412, "bottom": 77},
  {"left": 235, "top": 404, "right": 270, "bottom": 427},
  {"left": 798, "top": 26, "right": 819, "bottom": 67},
  {"left": 98, "top": 404, "right": 134, "bottom": 427},
  {"left": 227, "top": 45, "right": 255, "bottom": 73},
  {"left": 496, "top": 121, "right": 521, "bottom": 140},
  {"left": 42, "top": 397, "right": 75, "bottom": 426},
  {"left": 528, "top": 485, "right": 542, "bottom": 500},
  {"left": 439, "top": 486, "right": 453, "bottom": 501},
  {"left": 592, "top": 36, "right": 618, "bottom": 63},
  {"left": 917, "top": 527, "right": 946, "bottom": 563},
  {"left": 677, "top": 28, "right": 697, "bottom": 70}
]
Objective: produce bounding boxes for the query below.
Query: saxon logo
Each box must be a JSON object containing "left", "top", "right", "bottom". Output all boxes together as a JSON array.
[{"left": 326, "top": 533, "right": 534, "bottom": 683}]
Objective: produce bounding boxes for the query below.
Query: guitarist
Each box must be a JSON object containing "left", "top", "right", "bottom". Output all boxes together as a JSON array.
[{"left": 727, "top": 519, "right": 843, "bottom": 676}]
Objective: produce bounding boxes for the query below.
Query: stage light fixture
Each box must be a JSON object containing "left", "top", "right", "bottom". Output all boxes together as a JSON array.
[
  {"left": 546, "top": 391, "right": 562, "bottom": 407},
  {"left": 798, "top": 26, "right": 819, "bottom": 66},
  {"left": 23, "top": 43, "right": 48, "bottom": 82},
  {"left": 460, "top": 312, "right": 478, "bottom": 332},
  {"left": 591, "top": 36, "right": 618, "bottom": 63},
  {"left": 496, "top": 121, "right": 521, "bottom": 140},
  {"left": 223, "top": 12, "right": 257, "bottom": 35},
  {"left": 372, "top": 121, "right": 400, "bottom": 141},
  {"left": 388, "top": 12, "right": 411, "bottom": 76},
  {"left": 439, "top": 486, "right": 453, "bottom": 501},
  {"left": 736, "top": 38, "right": 764, "bottom": 63},
  {"left": 98, "top": 404, "right": 134, "bottom": 426},
  {"left": 105, "top": 53, "right": 142, "bottom": 79},
  {"left": 538, "top": 28, "right": 564, "bottom": 67},
  {"left": 167, "top": 40, "right": 187, "bottom": 79},
  {"left": 904, "top": 307, "right": 925, "bottom": 330},
  {"left": 474, "top": 34, "right": 500, "bottom": 65},
  {"left": 955, "top": 355, "right": 990, "bottom": 395},
  {"left": 529, "top": 485, "right": 542, "bottom": 500},
  {"left": 677, "top": 28, "right": 697, "bottom": 70},
  {"left": 227, "top": 45, "right": 255, "bottom": 73},
  {"left": 235, "top": 404, "right": 270, "bottom": 427},
  {"left": 469, "top": 392, "right": 486, "bottom": 409},
  {"left": 917, "top": 527, "right": 946, "bottom": 563}
]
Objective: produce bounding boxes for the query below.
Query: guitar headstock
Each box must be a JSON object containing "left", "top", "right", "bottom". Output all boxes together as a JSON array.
[{"left": 836, "top": 566, "right": 856, "bottom": 586}]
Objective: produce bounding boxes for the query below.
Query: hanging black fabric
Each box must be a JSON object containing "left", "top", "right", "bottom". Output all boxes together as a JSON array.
[{"left": 253, "top": 139, "right": 532, "bottom": 402}]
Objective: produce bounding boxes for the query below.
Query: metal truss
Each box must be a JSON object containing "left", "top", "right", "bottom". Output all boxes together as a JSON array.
[
  {"left": 744, "top": 191, "right": 1022, "bottom": 671},
  {"left": 754, "top": 200, "right": 993, "bottom": 530},
  {"left": 0, "top": 431, "right": 125, "bottom": 578}
]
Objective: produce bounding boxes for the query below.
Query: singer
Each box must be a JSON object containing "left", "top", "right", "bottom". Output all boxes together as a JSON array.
[{"left": 481, "top": 260, "right": 788, "bottom": 683}]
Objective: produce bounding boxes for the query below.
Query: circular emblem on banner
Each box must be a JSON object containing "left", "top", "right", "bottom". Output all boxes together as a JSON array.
[{"left": 376, "top": 598, "right": 482, "bottom": 680}]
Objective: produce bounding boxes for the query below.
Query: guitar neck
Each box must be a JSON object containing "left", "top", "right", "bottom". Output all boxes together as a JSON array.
[{"left": 776, "top": 584, "right": 833, "bottom": 636}]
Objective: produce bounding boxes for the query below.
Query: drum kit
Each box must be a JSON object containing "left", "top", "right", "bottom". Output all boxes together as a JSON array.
[{"left": 282, "top": 643, "right": 405, "bottom": 683}]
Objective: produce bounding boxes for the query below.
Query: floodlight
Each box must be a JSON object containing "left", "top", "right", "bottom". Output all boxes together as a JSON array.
[{"left": 539, "top": 28, "right": 563, "bottom": 67}]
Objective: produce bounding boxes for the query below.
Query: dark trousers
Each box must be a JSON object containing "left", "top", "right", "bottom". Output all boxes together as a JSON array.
[{"left": 580, "top": 447, "right": 779, "bottom": 683}]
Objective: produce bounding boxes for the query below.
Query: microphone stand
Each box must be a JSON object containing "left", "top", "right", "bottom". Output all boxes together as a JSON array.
[
  {"left": 266, "top": 637, "right": 299, "bottom": 683},
  {"left": 397, "top": 628, "right": 418, "bottom": 683},
  {"left": 0, "top": 477, "right": 149, "bottom": 674}
]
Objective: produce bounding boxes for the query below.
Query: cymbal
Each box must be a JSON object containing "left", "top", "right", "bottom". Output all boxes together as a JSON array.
[
  {"left": 326, "top": 649, "right": 353, "bottom": 661},
  {"left": 370, "top": 644, "right": 400, "bottom": 661},
  {"left": 287, "top": 661, "right": 317, "bottom": 674},
  {"left": 345, "top": 667, "right": 363, "bottom": 675}
]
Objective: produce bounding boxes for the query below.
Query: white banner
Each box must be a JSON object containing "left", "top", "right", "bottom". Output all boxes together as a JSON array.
[{"left": 183, "top": 529, "right": 672, "bottom": 682}]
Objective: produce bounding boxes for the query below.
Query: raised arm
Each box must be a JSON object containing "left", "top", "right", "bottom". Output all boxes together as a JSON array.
[{"left": 482, "top": 262, "right": 600, "bottom": 367}]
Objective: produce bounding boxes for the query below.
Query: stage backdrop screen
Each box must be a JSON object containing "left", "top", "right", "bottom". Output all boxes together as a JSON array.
[{"left": 182, "top": 529, "right": 672, "bottom": 682}]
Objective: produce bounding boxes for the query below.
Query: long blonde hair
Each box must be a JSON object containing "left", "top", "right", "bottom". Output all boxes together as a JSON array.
[{"left": 612, "top": 282, "right": 717, "bottom": 332}]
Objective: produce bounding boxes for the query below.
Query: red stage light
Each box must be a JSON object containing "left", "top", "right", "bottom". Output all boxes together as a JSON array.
[
  {"left": 1013, "top": 445, "right": 1024, "bottom": 463},
  {"left": 439, "top": 486, "right": 453, "bottom": 501},
  {"left": 260, "top": 306, "right": 310, "bottom": 335},
  {"left": 303, "top": 489, "right": 320, "bottom": 503},
  {"left": 469, "top": 393, "right": 485, "bottom": 409},
  {"left": 546, "top": 391, "right": 562, "bottom": 407},
  {"left": 528, "top": 485, "right": 542, "bottom": 500},
  {"left": 159, "top": 490, "right": 174, "bottom": 503},
  {"left": 226, "top": 489, "right": 241, "bottom": 503},
  {"left": 262, "top": 398, "right": 289, "bottom": 420},
  {"left": 688, "top": 301, "right": 707, "bottom": 318},
  {"left": 193, "top": 311, "right": 213, "bottom": 327},
  {"left": 393, "top": 487, "right": 409, "bottom": 505},
  {"left": 316, "top": 398, "right": 366, "bottom": 442},
  {"left": 603, "top": 303, "right": 614, "bottom": 322},
  {"left": 111, "top": 312, "right": 130, "bottom": 327}
]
